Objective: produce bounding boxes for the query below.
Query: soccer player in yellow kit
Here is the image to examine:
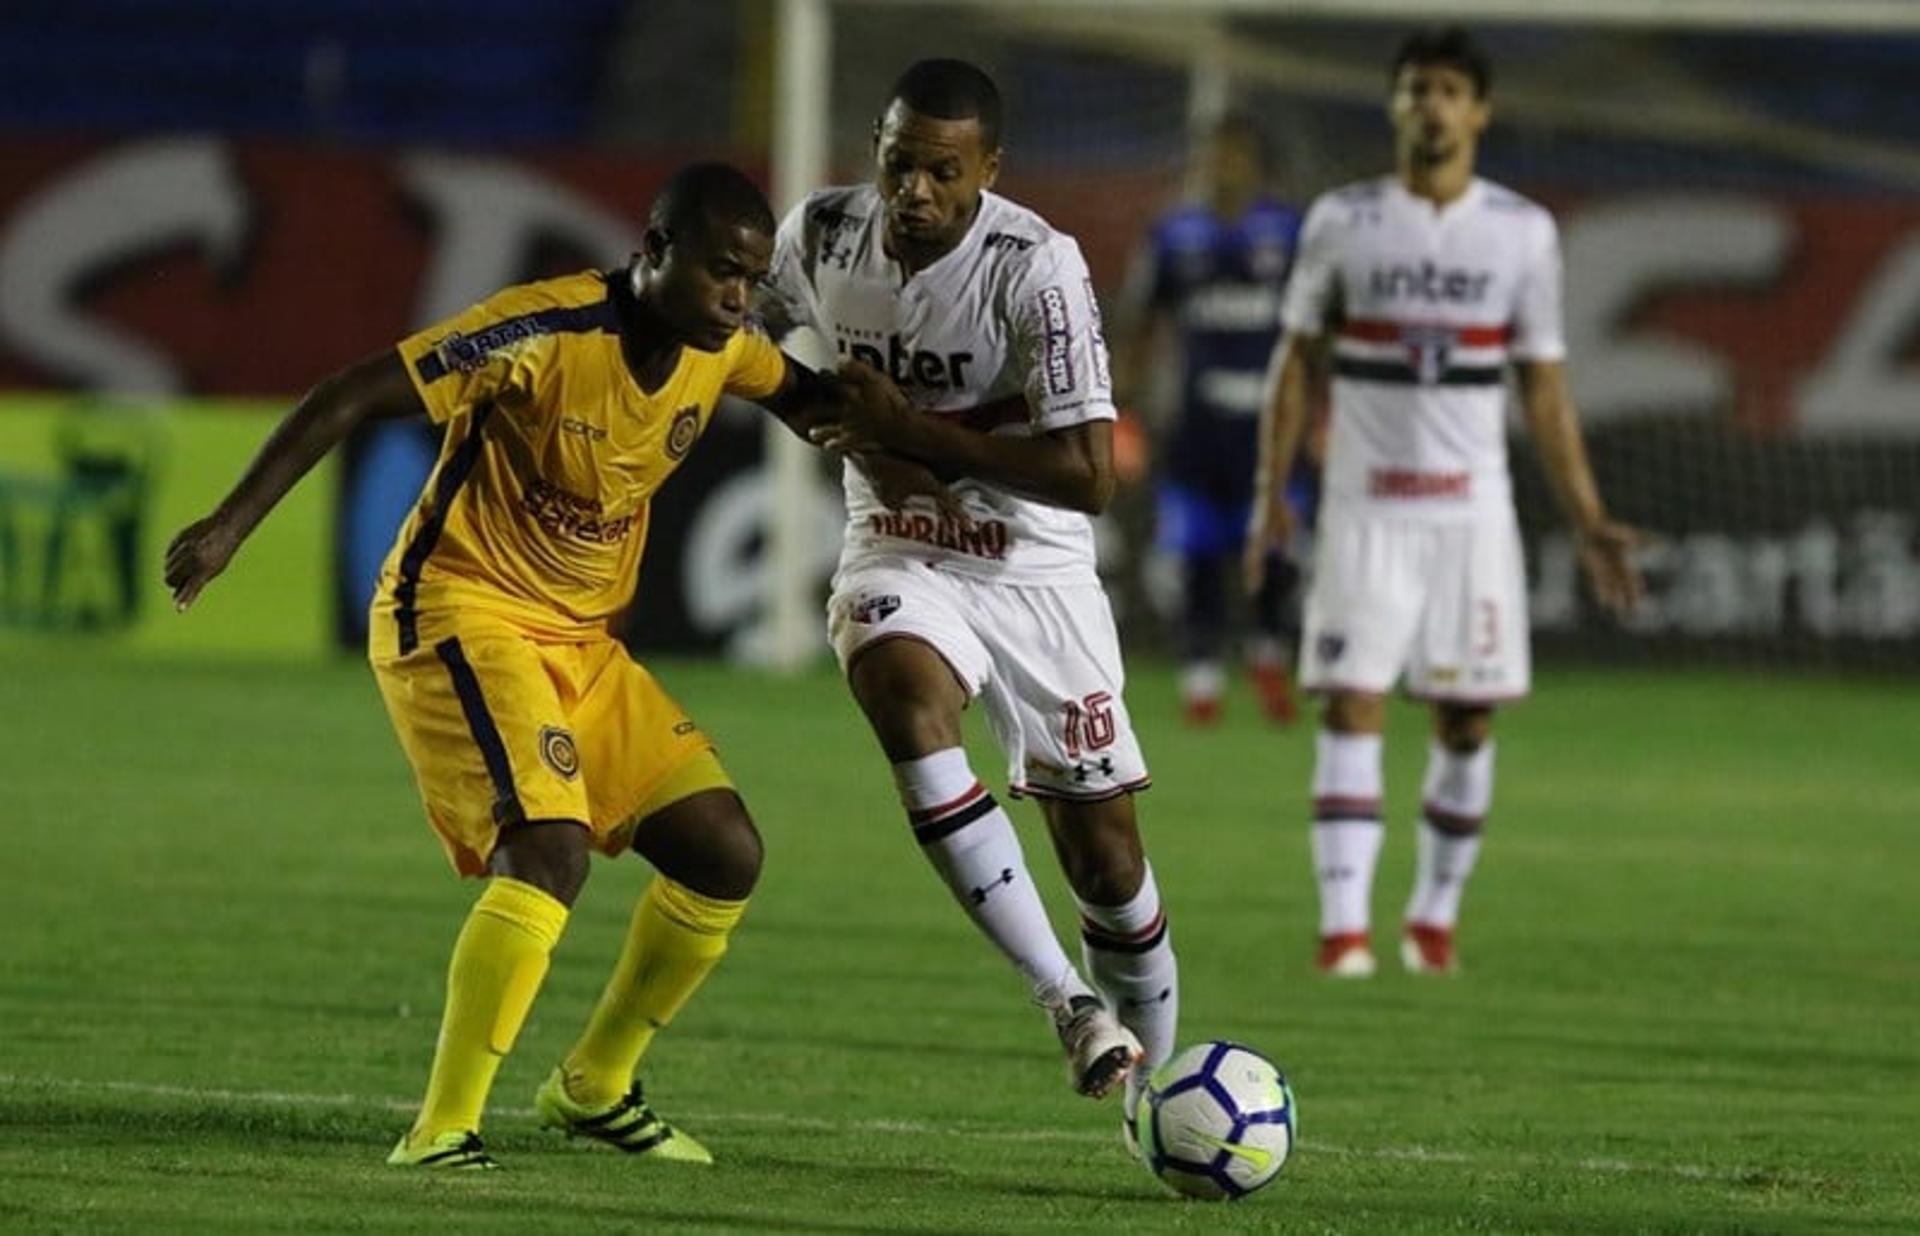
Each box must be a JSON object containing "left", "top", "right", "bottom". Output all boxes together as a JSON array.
[{"left": 165, "top": 164, "right": 892, "bottom": 1170}]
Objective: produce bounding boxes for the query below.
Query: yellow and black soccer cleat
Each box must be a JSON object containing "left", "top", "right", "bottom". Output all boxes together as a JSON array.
[
  {"left": 385, "top": 1129, "right": 500, "bottom": 1170},
  {"left": 534, "top": 1068, "right": 714, "bottom": 1164}
]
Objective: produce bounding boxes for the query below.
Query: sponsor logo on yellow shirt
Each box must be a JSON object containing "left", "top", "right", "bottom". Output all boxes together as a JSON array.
[{"left": 521, "top": 476, "right": 636, "bottom": 544}]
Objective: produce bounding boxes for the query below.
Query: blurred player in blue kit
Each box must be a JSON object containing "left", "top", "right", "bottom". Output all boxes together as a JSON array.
[{"left": 1114, "top": 113, "right": 1317, "bottom": 726}]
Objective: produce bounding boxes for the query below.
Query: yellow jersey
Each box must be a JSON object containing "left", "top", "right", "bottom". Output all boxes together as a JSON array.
[{"left": 370, "top": 269, "right": 787, "bottom": 655}]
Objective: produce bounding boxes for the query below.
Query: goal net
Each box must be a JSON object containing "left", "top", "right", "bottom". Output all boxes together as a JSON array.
[{"left": 768, "top": 0, "right": 1920, "bottom": 672}]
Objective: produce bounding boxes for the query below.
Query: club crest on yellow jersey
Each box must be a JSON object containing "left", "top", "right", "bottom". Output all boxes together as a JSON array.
[{"left": 665, "top": 406, "right": 701, "bottom": 460}]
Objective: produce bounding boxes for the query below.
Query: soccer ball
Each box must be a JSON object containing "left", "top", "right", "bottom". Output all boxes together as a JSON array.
[{"left": 1133, "top": 1040, "right": 1296, "bottom": 1200}]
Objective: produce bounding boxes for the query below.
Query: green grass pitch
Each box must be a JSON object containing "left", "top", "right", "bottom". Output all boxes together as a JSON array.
[{"left": 3, "top": 651, "right": 1916, "bottom": 1233}]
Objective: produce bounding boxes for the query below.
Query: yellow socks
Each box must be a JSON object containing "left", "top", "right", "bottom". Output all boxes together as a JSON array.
[
  {"left": 407, "top": 875, "right": 742, "bottom": 1136},
  {"left": 410, "top": 877, "right": 569, "bottom": 1143},
  {"left": 561, "top": 877, "right": 747, "bottom": 1106}
]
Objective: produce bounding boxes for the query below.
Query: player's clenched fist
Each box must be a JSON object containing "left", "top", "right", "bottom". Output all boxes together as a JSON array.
[
  {"left": 163, "top": 513, "right": 240, "bottom": 611},
  {"left": 808, "top": 360, "right": 915, "bottom": 456}
]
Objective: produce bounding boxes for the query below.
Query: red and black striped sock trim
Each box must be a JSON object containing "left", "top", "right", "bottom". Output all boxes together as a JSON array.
[
  {"left": 909, "top": 782, "right": 996, "bottom": 845},
  {"left": 1081, "top": 910, "right": 1169, "bottom": 955},
  {"left": 1423, "top": 804, "right": 1485, "bottom": 836},
  {"left": 1313, "top": 795, "right": 1383, "bottom": 823}
]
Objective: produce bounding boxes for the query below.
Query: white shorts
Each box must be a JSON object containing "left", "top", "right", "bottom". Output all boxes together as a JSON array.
[
  {"left": 1299, "top": 509, "right": 1530, "bottom": 703},
  {"left": 827, "top": 556, "right": 1151, "bottom": 800}
]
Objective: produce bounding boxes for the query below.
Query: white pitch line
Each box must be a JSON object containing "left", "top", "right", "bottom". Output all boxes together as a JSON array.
[{"left": 0, "top": 1073, "right": 1752, "bottom": 1181}]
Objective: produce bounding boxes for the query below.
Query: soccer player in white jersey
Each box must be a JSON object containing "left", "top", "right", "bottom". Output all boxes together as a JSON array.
[
  {"left": 764, "top": 59, "right": 1177, "bottom": 1116},
  {"left": 1247, "top": 27, "right": 1642, "bottom": 977}
]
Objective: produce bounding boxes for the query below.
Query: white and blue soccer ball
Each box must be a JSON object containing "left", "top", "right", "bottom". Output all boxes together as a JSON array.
[{"left": 1133, "top": 1040, "right": 1296, "bottom": 1200}]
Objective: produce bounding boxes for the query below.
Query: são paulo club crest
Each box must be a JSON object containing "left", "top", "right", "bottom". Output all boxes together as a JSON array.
[
  {"left": 1400, "top": 324, "right": 1456, "bottom": 385},
  {"left": 852, "top": 593, "right": 901, "bottom": 625}
]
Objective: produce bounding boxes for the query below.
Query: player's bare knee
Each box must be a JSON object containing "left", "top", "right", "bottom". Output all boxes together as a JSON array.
[
  {"left": 1323, "top": 691, "right": 1386, "bottom": 734},
  {"left": 1071, "top": 854, "right": 1145, "bottom": 907},
  {"left": 489, "top": 818, "right": 591, "bottom": 906},
  {"left": 703, "top": 806, "right": 764, "bottom": 900},
  {"left": 633, "top": 789, "right": 761, "bottom": 901},
  {"left": 1045, "top": 798, "right": 1146, "bottom": 905},
  {"left": 887, "top": 711, "right": 962, "bottom": 760},
  {"left": 1434, "top": 704, "right": 1494, "bottom": 752},
  {"left": 849, "top": 652, "right": 964, "bottom": 757}
]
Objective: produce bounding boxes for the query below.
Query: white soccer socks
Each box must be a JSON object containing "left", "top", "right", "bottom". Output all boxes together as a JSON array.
[
  {"left": 1075, "top": 863, "right": 1178, "bottom": 1078},
  {"left": 1405, "top": 740, "right": 1492, "bottom": 931},
  {"left": 892, "top": 749, "right": 1080, "bottom": 995},
  {"left": 1311, "top": 730, "right": 1385, "bottom": 943}
]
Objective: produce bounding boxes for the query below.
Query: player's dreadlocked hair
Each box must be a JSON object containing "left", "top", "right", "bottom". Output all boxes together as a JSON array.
[
  {"left": 889, "top": 58, "right": 1003, "bottom": 149},
  {"left": 648, "top": 162, "right": 775, "bottom": 240},
  {"left": 1391, "top": 26, "right": 1493, "bottom": 98}
]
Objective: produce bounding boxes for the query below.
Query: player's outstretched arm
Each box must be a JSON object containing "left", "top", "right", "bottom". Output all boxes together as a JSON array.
[
  {"left": 165, "top": 350, "right": 425, "bottom": 611},
  {"left": 1515, "top": 359, "right": 1643, "bottom": 617},
  {"left": 1245, "top": 332, "right": 1324, "bottom": 593},
  {"left": 756, "top": 353, "right": 841, "bottom": 437},
  {"left": 813, "top": 361, "right": 1113, "bottom": 514}
]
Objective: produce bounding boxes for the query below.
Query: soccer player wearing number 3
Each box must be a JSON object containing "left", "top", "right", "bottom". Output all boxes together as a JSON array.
[
  {"left": 1247, "top": 28, "right": 1644, "bottom": 977},
  {"left": 762, "top": 60, "right": 1178, "bottom": 1125}
]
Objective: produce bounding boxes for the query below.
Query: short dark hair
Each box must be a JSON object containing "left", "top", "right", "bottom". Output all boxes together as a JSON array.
[
  {"left": 1391, "top": 26, "right": 1492, "bottom": 98},
  {"left": 888, "top": 58, "right": 1003, "bottom": 150},
  {"left": 647, "top": 162, "right": 774, "bottom": 241}
]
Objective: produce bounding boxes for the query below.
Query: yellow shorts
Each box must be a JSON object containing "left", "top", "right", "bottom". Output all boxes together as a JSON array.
[{"left": 370, "top": 617, "right": 733, "bottom": 877}]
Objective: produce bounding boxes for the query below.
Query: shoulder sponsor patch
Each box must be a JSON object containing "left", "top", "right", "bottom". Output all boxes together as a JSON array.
[
  {"left": 1038, "top": 286, "right": 1074, "bottom": 396},
  {"left": 431, "top": 330, "right": 488, "bottom": 375},
  {"left": 417, "top": 301, "right": 617, "bottom": 383}
]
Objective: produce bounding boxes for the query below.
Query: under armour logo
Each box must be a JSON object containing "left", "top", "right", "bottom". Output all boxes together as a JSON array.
[
  {"left": 812, "top": 207, "right": 859, "bottom": 270},
  {"left": 1124, "top": 988, "right": 1172, "bottom": 1008},
  {"left": 1072, "top": 757, "right": 1115, "bottom": 783},
  {"left": 970, "top": 868, "right": 1016, "bottom": 904}
]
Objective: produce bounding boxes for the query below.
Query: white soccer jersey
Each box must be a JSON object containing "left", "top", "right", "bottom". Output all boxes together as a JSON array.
[
  {"left": 767, "top": 184, "right": 1115, "bottom": 585},
  {"left": 1282, "top": 176, "right": 1565, "bottom": 522}
]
